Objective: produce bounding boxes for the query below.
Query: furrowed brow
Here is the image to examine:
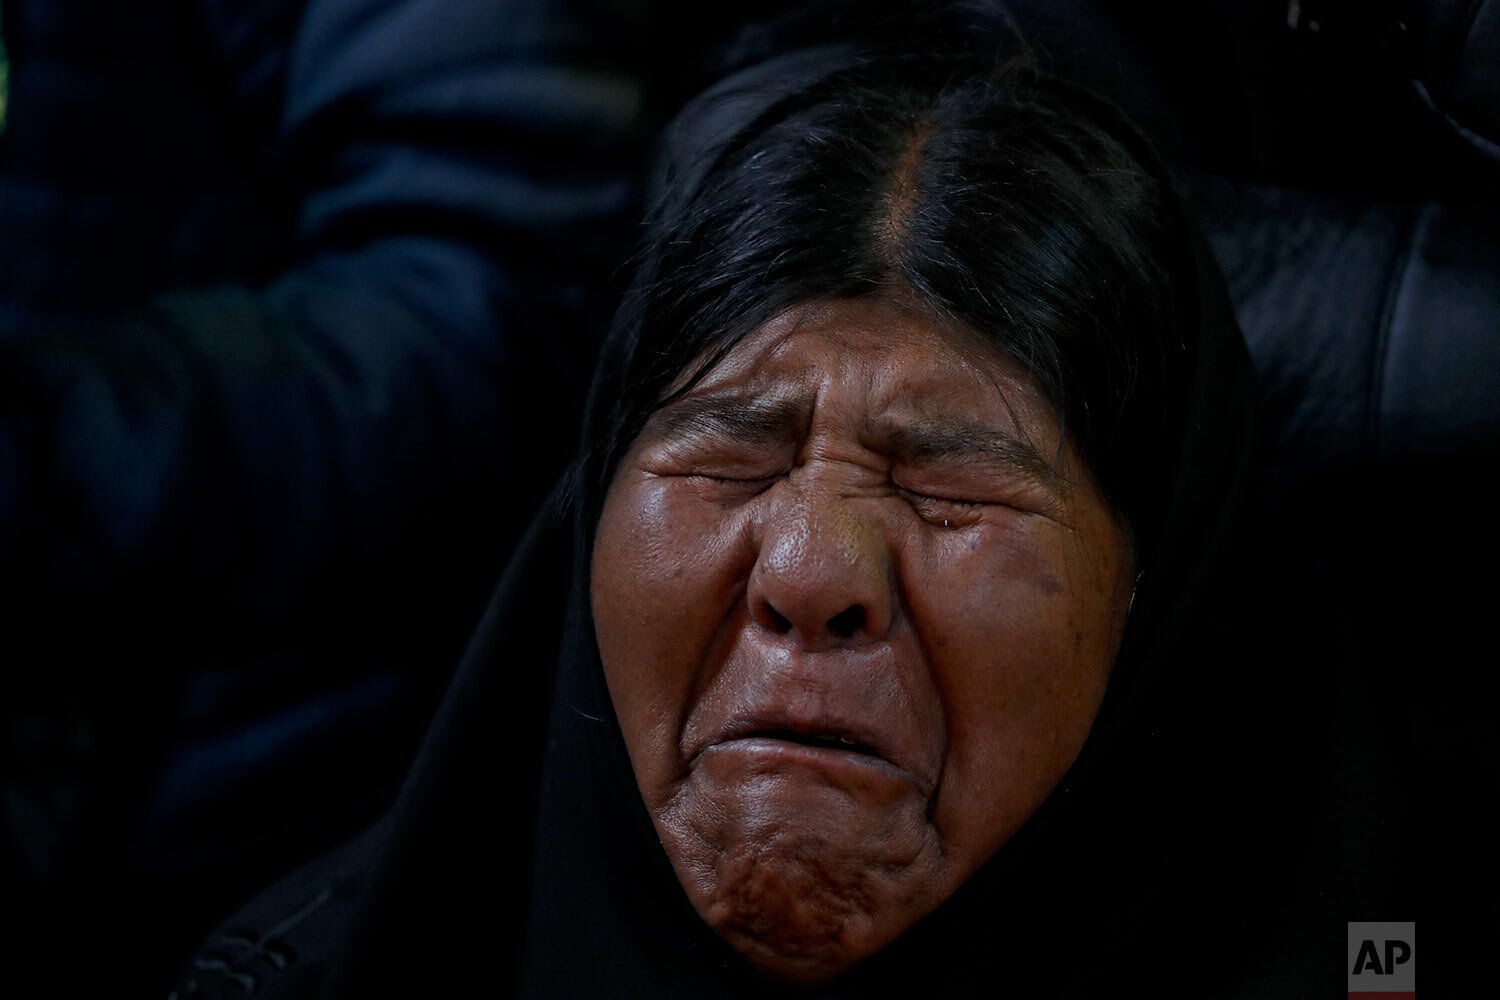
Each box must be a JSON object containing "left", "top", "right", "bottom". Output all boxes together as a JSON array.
[
  {"left": 647, "top": 391, "right": 810, "bottom": 448},
  {"left": 883, "top": 423, "right": 1057, "bottom": 485}
]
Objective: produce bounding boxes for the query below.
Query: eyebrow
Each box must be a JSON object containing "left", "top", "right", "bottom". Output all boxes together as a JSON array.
[
  {"left": 878, "top": 421, "right": 1057, "bottom": 485},
  {"left": 646, "top": 391, "right": 811, "bottom": 448},
  {"left": 651, "top": 392, "right": 1053, "bottom": 479}
]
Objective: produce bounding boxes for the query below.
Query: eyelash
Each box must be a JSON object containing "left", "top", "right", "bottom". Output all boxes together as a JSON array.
[
  {"left": 689, "top": 473, "right": 781, "bottom": 492},
  {"left": 686, "top": 475, "right": 991, "bottom": 525},
  {"left": 896, "top": 488, "right": 983, "bottom": 506},
  {"left": 895, "top": 487, "right": 988, "bottom": 526}
]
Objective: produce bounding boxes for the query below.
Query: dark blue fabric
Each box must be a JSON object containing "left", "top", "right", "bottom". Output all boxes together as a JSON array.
[{"left": 1, "top": 0, "right": 650, "bottom": 989}]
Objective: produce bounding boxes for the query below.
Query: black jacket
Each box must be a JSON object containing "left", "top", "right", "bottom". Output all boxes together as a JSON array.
[{"left": 1, "top": 0, "right": 651, "bottom": 986}]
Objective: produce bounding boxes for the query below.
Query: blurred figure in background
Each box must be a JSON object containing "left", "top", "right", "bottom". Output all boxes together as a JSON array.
[{"left": 0, "top": 0, "right": 701, "bottom": 985}]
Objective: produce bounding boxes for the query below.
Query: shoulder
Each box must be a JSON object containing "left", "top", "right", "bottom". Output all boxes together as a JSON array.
[{"left": 170, "top": 819, "right": 389, "bottom": 1000}]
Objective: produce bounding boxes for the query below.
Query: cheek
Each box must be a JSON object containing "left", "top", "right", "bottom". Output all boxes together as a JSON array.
[
  {"left": 592, "top": 478, "right": 752, "bottom": 781},
  {"left": 905, "top": 521, "right": 1122, "bottom": 856}
]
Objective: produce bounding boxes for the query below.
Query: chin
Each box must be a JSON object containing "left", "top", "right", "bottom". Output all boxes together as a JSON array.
[
  {"left": 700, "top": 835, "right": 901, "bottom": 984},
  {"left": 657, "top": 769, "right": 949, "bottom": 985}
]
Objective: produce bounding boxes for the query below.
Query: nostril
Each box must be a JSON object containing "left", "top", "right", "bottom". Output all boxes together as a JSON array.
[
  {"left": 827, "top": 604, "right": 865, "bottom": 639},
  {"left": 761, "top": 603, "right": 793, "bottom": 635}
]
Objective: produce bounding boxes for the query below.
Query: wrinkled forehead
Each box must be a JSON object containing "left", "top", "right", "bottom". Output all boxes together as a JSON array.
[{"left": 665, "top": 297, "right": 1066, "bottom": 454}]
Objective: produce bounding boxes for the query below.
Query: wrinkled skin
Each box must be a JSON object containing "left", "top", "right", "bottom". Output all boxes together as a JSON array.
[{"left": 591, "top": 297, "right": 1134, "bottom": 983}]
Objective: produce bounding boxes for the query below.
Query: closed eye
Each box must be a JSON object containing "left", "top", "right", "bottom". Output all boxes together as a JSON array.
[
  {"left": 897, "top": 487, "right": 984, "bottom": 507},
  {"left": 688, "top": 471, "right": 783, "bottom": 486},
  {"left": 895, "top": 486, "right": 987, "bottom": 527},
  {"left": 684, "top": 472, "right": 783, "bottom": 501}
]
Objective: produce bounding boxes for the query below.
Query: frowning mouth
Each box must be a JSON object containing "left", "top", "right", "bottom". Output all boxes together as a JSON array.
[
  {"left": 741, "top": 729, "right": 881, "bottom": 757},
  {"left": 685, "top": 697, "right": 938, "bottom": 796},
  {"left": 699, "top": 729, "right": 924, "bottom": 793},
  {"left": 707, "top": 713, "right": 894, "bottom": 762}
]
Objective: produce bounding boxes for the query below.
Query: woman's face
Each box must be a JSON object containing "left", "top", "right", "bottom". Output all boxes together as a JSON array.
[{"left": 591, "top": 297, "right": 1134, "bottom": 982}]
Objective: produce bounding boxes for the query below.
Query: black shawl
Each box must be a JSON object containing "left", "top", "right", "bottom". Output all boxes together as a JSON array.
[{"left": 313, "top": 45, "right": 1257, "bottom": 1000}]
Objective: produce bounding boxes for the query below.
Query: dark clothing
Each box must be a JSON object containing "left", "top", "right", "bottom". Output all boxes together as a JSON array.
[{"left": 1, "top": 0, "right": 650, "bottom": 986}]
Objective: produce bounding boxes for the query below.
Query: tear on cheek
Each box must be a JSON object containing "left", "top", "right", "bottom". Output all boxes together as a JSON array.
[{"left": 638, "top": 481, "right": 675, "bottom": 531}]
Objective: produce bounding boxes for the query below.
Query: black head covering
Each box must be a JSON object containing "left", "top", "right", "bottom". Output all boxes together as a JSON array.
[{"left": 319, "top": 34, "right": 1255, "bottom": 1000}]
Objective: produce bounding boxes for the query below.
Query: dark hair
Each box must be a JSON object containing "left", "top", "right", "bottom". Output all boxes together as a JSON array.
[{"left": 600, "top": 47, "right": 1199, "bottom": 555}]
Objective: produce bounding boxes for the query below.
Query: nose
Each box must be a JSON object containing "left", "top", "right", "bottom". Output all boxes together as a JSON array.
[{"left": 747, "top": 499, "right": 894, "bottom": 649}]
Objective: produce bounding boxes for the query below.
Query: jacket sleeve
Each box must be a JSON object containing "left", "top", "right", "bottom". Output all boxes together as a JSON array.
[{"left": 0, "top": 0, "right": 647, "bottom": 659}]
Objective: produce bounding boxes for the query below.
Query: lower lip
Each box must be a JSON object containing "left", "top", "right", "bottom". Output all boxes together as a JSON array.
[{"left": 702, "top": 736, "right": 918, "bottom": 788}]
